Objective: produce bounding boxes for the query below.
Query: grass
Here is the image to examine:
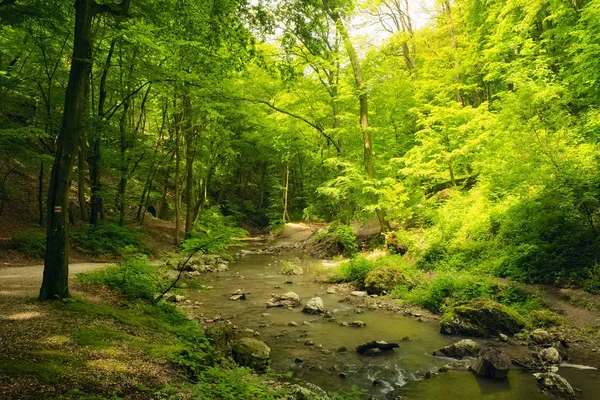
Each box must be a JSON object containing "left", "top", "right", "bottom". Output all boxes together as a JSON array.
[{"left": 0, "top": 357, "right": 67, "bottom": 384}]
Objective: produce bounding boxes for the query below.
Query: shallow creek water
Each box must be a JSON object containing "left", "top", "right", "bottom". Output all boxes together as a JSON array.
[{"left": 184, "top": 250, "right": 600, "bottom": 399}]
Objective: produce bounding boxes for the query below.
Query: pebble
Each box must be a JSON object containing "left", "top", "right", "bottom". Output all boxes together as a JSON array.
[
  {"left": 262, "top": 313, "right": 270, "bottom": 317},
  {"left": 305, "top": 339, "right": 315, "bottom": 346},
  {"left": 303, "top": 321, "right": 311, "bottom": 326},
  {"left": 288, "top": 321, "right": 298, "bottom": 327},
  {"left": 337, "top": 346, "right": 348, "bottom": 353}
]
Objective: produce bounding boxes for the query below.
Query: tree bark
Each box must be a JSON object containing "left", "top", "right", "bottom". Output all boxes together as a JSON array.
[
  {"left": 40, "top": 0, "right": 131, "bottom": 301},
  {"left": 184, "top": 95, "right": 196, "bottom": 234},
  {"left": 38, "top": 161, "right": 44, "bottom": 226},
  {"left": 77, "top": 140, "right": 88, "bottom": 221},
  {"left": 40, "top": 0, "right": 97, "bottom": 301}
]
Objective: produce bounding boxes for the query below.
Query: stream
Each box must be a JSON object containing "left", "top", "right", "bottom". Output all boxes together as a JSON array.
[{"left": 182, "top": 248, "right": 600, "bottom": 399}]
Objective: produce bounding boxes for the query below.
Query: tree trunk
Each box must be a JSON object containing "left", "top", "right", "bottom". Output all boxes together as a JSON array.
[
  {"left": 324, "top": 3, "right": 390, "bottom": 232},
  {"left": 89, "top": 37, "right": 116, "bottom": 227},
  {"left": 184, "top": 96, "right": 196, "bottom": 234},
  {"left": 40, "top": 0, "right": 131, "bottom": 301},
  {"left": 117, "top": 98, "right": 130, "bottom": 226},
  {"left": 282, "top": 162, "right": 290, "bottom": 223},
  {"left": 40, "top": 0, "right": 97, "bottom": 301},
  {"left": 174, "top": 110, "right": 182, "bottom": 245},
  {"left": 38, "top": 161, "right": 44, "bottom": 226},
  {"left": 77, "top": 141, "right": 88, "bottom": 221}
]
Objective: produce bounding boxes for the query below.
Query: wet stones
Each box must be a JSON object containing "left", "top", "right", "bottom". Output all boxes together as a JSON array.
[
  {"left": 356, "top": 341, "right": 399, "bottom": 356},
  {"left": 230, "top": 289, "right": 248, "bottom": 301},
  {"left": 303, "top": 297, "right": 325, "bottom": 314},
  {"left": 470, "top": 348, "right": 511, "bottom": 379},
  {"left": 433, "top": 339, "right": 481, "bottom": 359},
  {"left": 534, "top": 372, "right": 575, "bottom": 399},
  {"left": 165, "top": 294, "right": 186, "bottom": 303},
  {"left": 342, "top": 320, "right": 366, "bottom": 328},
  {"left": 539, "top": 347, "right": 562, "bottom": 364},
  {"left": 350, "top": 291, "right": 368, "bottom": 298},
  {"left": 232, "top": 338, "right": 270, "bottom": 372},
  {"left": 327, "top": 286, "right": 336, "bottom": 294},
  {"left": 266, "top": 292, "right": 301, "bottom": 308},
  {"left": 439, "top": 359, "right": 472, "bottom": 372}
]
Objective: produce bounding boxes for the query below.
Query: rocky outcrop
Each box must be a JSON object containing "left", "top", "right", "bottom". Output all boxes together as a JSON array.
[
  {"left": 232, "top": 338, "right": 270, "bottom": 372},
  {"left": 303, "top": 297, "right": 325, "bottom": 314},
  {"left": 363, "top": 268, "right": 413, "bottom": 295},
  {"left": 433, "top": 339, "right": 481, "bottom": 359},
  {"left": 356, "top": 341, "right": 399, "bottom": 355},
  {"left": 204, "top": 321, "right": 233, "bottom": 356},
  {"left": 534, "top": 372, "right": 575, "bottom": 399},
  {"left": 470, "top": 348, "right": 511, "bottom": 379},
  {"left": 440, "top": 299, "right": 526, "bottom": 337},
  {"left": 266, "top": 292, "right": 301, "bottom": 308}
]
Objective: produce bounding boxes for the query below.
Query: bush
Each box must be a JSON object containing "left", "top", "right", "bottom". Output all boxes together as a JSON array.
[
  {"left": 71, "top": 222, "right": 150, "bottom": 257},
  {"left": 336, "top": 256, "right": 375, "bottom": 284},
  {"left": 11, "top": 227, "right": 46, "bottom": 258},
  {"left": 78, "top": 256, "right": 168, "bottom": 302},
  {"left": 313, "top": 223, "right": 358, "bottom": 257},
  {"left": 392, "top": 271, "right": 545, "bottom": 314}
]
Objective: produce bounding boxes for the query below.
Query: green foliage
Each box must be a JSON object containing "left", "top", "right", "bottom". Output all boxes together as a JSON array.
[
  {"left": 153, "top": 366, "right": 287, "bottom": 399},
  {"left": 336, "top": 255, "right": 375, "bottom": 284},
  {"left": 71, "top": 223, "right": 150, "bottom": 258},
  {"left": 11, "top": 227, "right": 46, "bottom": 258},
  {"left": 78, "top": 256, "right": 167, "bottom": 302},
  {"left": 313, "top": 223, "right": 358, "bottom": 257},
  {"left": 392, "top": 271, "right": 544, "bottom": 315}
]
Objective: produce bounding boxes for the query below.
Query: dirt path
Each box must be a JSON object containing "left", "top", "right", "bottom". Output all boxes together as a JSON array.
[
  {"left": 537, "top": 285, "right": 600, "bottom": 328},
  {"left": 0, "top": 263, "right": 111, "bottom": 299}
]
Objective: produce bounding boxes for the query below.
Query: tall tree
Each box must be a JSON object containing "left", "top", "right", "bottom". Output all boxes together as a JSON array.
[{"left": 40, "top": 0, "right": 131, "bottom": 301}]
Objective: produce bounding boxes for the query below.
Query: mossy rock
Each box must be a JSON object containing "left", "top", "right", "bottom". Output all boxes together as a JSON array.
[
  {"left": 363, "top": 268, "right": 413, "bottom": 295},
  {"left": 440, "top": 299, "right": 526, "bottom": 337},
  {"left": 232, "top": 338, "right": 270, "bottom": 372},
  {"left": 279, "top": 261, "right": 304, "bottom": 275},
  {"left": 204, "top": 321, "right": 234, "bottom": 357}
]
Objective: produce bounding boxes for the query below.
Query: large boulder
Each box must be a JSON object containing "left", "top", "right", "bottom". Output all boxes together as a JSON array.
[
  {"left": 440, "top": 299, "right": 526, "bottom": 337},
  {"left": 232, "top": 338, "right": 270, "bottom": 372},
  {"left": 204, "top": 321, "right": 233, "bottom": 356},
  {"left": 433, "top": 339, "right": 481, "bottom": 359},
  {"left": 363, "top": 268, "right": 413, "bottom": 295},
  {"left": 534, "top": 372, "right": 575, "bottom": 399},
  {"left": 303, "top": 297, "right": 325, "bottom": 314},
  {"left": 266, "top": 292, "right": 301, "bottom": 308},
  {"left": 470, "top": 348, "right": 511, "bottom": 379}
]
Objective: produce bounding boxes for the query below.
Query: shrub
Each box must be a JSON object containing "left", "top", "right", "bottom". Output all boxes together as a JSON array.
[
  {"left": 392, "top": 271, "right": 545, "bottom": 314},
  {"left": 78, "top": 256, "right": 168, "bottom": 302},
  {"left": 336, "top": 255, "right": 375, "bottom": 284},
  {"left": 313, "top": 223, "right": 358, "bottom": 257},
  {"left": 71, "top": 222, "right": 150, "bottom": 257},
  {"left": 11, "top": 227, "right": 46, "bottom": 258}
]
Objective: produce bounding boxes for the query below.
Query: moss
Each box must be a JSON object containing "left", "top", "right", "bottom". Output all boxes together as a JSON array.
[
  {"left": 0, "top": 358, "right": 65, "bottom": 384},
  {"left": 528, "top": 310, "right": 566, "bottom": 328},
  {"left": 279, "top": 261, "right": 304, "bottom": 275},
  {"left": 364, "top": 267, "right": 414, "bottom": 295},
  {"left": 75, "top": 327, "right": 134, "bottom": 347},
  {"left": 440, "top": 299, "right": 526, "bottom": 337}
]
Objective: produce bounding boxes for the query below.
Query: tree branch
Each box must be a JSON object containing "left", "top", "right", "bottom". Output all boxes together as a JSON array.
[{"left": 226, "top": 95, "right": 341, "bottom": 154}]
